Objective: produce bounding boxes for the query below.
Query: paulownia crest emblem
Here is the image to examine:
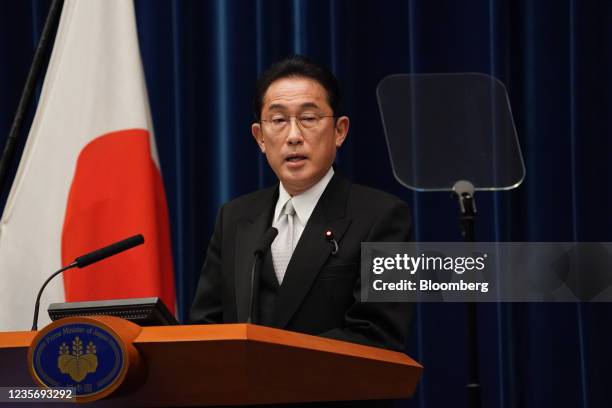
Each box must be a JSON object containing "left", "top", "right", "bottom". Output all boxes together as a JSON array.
[{"left": 57, "top": 336, "right": 98, "bottom": 382}]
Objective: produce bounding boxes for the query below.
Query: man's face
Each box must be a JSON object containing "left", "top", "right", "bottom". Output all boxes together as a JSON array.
[{"left": 251, "top": 77, "right": 349, "bottom": 196}]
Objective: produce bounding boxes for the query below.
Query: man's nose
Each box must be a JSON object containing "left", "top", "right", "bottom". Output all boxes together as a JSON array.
[{"left": 286, "top": 117, "right": 303, "bottom": 145}]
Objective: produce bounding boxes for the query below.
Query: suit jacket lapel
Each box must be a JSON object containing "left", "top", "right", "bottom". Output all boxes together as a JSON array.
[
  {"left": 272, "top": 173, "right": 352, "bottom": 328},
  {"left": 234, "top": 185, "right": 278, "bottom": 322}
]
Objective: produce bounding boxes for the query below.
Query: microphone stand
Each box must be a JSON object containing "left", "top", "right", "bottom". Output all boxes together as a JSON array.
[
  {"left": 247, "top": 228, "right": 278, "bottom": 324},
  {"left": 31, "top": 262, "right": 76, "bottom": 331},
  {"left": 248, "top": 253, "right": 263, "bottom": 324}
]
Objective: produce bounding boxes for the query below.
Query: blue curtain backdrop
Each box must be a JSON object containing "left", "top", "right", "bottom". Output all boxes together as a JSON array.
[{"left": 1, "top": 1, "right": 611, "bottom": 407}]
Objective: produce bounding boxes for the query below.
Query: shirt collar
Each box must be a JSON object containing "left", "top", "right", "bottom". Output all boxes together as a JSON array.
[{"left": 274, "top": 167, "right": 335, "bottom": 225}]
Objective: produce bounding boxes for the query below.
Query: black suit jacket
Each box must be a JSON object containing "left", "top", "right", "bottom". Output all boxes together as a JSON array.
[{"left": 190, "top": 172, "right": 413, "bottom": 352}]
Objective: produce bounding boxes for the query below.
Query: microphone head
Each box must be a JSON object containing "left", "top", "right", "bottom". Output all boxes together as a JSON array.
[
  {"left": 75, "top": 234, "right": 145, "bottom": 268},
  {"left": 255, "top": 227, "right": 278, "bottom": 255},
  {"left": 128, "top": 234, "right": 145, "bottom": 246}
]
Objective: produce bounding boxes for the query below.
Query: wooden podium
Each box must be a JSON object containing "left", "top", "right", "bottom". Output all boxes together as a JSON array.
[{"left": 0, "top": 321, "right": 422, "bottom": 406}]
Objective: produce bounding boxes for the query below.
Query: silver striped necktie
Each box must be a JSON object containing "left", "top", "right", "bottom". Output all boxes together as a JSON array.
[{"left": 272, "top": 199, "right": 295, "bottom": 284}]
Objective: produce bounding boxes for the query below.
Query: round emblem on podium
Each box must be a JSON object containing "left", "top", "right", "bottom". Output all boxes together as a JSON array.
[{"left": 28, "top": 317, "right": 129, "bottom": 402}]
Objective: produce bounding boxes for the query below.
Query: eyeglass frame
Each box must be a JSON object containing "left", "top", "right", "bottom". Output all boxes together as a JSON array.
[{"left": 259, "top": 113, "right": 337, "bottom": 133}]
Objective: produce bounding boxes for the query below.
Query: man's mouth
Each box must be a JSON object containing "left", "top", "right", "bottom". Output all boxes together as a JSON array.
[{"left": 286, "top": 155, "right": 307, "bottom": 163}]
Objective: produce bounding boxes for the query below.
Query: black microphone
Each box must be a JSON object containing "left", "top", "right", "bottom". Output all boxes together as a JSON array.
[
  {"left": 248, "top": 227, "right": 278, "bottom": 323},
  {"left": 31, "top": 234, "right": 145, "bottom": 331},
  {"left": 75, "top": 234, "right": 144, "bottom": 268},
  {"left": 255, "top": 227, "right": 278, "bottom": 257}
]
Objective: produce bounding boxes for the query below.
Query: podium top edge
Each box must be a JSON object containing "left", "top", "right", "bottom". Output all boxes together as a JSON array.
[{"left": 1, "top": 323, "right": 422, "bottom": 370}]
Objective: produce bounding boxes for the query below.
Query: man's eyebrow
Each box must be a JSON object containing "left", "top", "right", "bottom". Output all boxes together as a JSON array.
[
  {"left": 266, "top": 103, "right": 287, "bottom": 111},
  {"left": 299, "top": 102, "right": 321, "bottom": 110},
  {"left": 265, "top": 102, "right": 321, "bottom": 111}
]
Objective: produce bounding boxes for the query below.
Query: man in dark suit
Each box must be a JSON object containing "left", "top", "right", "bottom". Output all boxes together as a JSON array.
[{"left": 190, "top": 55, "right": 412, "bottom": 353}]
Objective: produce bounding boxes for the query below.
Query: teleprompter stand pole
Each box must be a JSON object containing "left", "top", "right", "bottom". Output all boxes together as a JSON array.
[{"left": 453, "top": 180, "right": 481, "bottom": 408}]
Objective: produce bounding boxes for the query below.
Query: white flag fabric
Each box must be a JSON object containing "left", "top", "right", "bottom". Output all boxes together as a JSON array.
[{"left": 0, "top": 0, "right": 175, "bottom": 331}]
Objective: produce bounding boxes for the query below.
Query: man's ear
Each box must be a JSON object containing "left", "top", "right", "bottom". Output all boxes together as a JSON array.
[
  {"left": 251, "top": 123, "right": 266, "bottom": 153},
  {"left": 334, "top": 116, "right": 350, "bottom": 148}
]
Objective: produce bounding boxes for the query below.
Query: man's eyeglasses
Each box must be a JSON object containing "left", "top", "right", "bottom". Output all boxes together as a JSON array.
[{"left": 260, "top": 114, "right": 335, "bottom": 133}]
